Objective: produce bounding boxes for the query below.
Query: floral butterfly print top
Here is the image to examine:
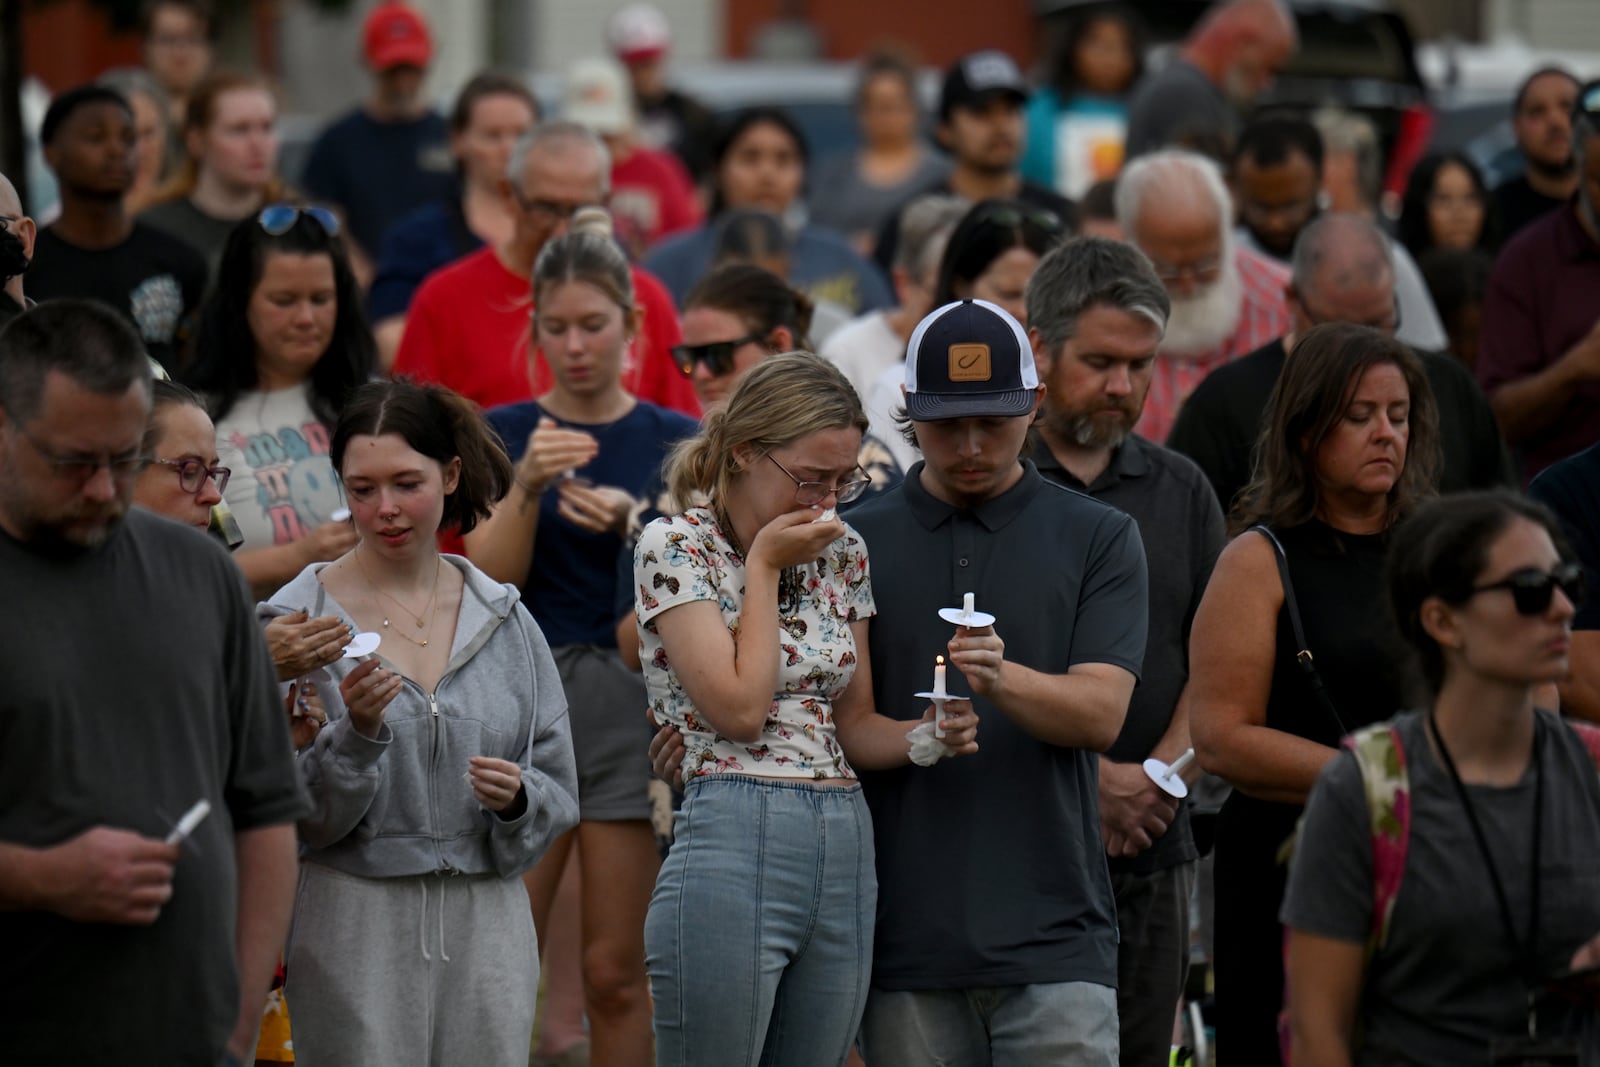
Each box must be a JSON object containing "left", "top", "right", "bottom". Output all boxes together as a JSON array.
[{"left": 634, "top": 507, "right": 875, "bottom": 780}]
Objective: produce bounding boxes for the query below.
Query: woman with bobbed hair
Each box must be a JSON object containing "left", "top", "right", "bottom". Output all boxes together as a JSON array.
[
  {"left": 1188, "top": 322, "right": 1441, "bottom": 1067},
  {"left": 1284, "top": 490, "right": 1600, "bottom": 1065},
  {"left": 182, "top": 205, "right": 376, "bottom": 596},
  {"left": 263, "top": 377, "right": 578, "bottom": 1066}
]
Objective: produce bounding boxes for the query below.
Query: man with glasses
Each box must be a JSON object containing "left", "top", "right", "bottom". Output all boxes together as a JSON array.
[
  {"left": 1477, "top": 83, "right": 1600, "bottom": 484},
  {"left": 1170, "top": 212, "right": 1511, "bottom": 514},
  {"left": 1115, "top": 148, "right": 1292, "bottom": 442},
  {"left": 0, "top": 300, "right": 306, "bottom": 1066},
  {"left": 26, "top": 85, "right": 206, "bottom": 371},
  {"left": 394, "top": 121, "right": 698, "bottom": 417},
  {"left": 0, "top": 170, "right": 36, "bottom": 325}
]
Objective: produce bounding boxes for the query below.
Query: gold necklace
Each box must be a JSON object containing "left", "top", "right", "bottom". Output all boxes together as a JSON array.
[{"left": 355, "top": 544, "right": 441, "bottom": 648}]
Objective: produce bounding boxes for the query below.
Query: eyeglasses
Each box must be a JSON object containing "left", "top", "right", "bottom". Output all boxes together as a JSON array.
[
  {"left": 1149, "top": 255, "right": 1224, "bottom": 286},
  {"left": 1298, "top": 293, "right": 1403, "bottom": 335},
  {"left": 15, "top": 426, "right": 145, "bottom": 483},
  {"left": 671, "top": 335, "right": 765, "bottom": 378},
  {"left": 150, "top": 457, "right": 231, "bottom": 496},
  {"left": 258, "top": 204, "right": 340, "bottom": 237},
  {"left": 511, "top": 189, "right": 601, "bottom": 222},
  {"left": 1468, "top": 563, "right": 1586, "bottom": 616},
  {"left": 766, "top": 453, "right": 871, "bottom": 506}
]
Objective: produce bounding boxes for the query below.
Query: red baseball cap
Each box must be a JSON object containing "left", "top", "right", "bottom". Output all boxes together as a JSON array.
[
  {"left": 364, "top": 2, "right": 432, "bottom": 71},
  {"left": 607, "top": 3, "right": 671, "bottom": 65}
]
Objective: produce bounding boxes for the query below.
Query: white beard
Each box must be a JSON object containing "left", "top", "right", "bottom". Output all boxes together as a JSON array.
[{"left": 1160, "top": 247, "right": 1244, "bottom": 360}]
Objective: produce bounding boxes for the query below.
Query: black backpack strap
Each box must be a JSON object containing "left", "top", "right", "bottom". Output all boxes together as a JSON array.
[{"left": 1250, "top": 524, "right": 1350, "bottom": 738}]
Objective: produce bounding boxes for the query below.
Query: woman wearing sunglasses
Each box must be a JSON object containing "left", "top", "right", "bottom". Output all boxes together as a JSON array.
[
  {"left": 637, "top": 352, "right": 978, "bottom": 1066},
  {"left": 675, "top": 262, "right": 901, "bottom": 498},
  {"left": 465, "top": 208, "right": 698, "bottom": 1067},
  {"left": 1187, "top": 323, "right": 1442, "bottom": 1066},
  {"left": 182, "top": 204, "right": 375, "bottom": 598},
  {"left": 1284, "top": 491, "right": 1600, "bottom": 1065}
]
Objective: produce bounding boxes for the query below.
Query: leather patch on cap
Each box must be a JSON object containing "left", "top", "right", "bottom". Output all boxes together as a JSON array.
[{"left": 948, "top": 343, "right": 991, "bottom": 382}]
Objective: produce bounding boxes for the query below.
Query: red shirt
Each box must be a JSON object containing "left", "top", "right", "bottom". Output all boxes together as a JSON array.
[
  {"left": 1136, "top": 245, "right": 1292, "bottom": 443},
  {"left": 609, "top": 147, "right": 702, "bottom": 258},
  {"left": 393, "top": 245, "right": 700, "bottom": 417}
]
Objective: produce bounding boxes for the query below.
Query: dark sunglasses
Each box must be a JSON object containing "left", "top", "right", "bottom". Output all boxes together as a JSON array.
[
  {"left": 974, "top": 203, "right": 1064, "bottom": 233},
  {"left": 258, "top": 204, "right": 340, "bottom": 238},
  {"left": 1468, "top": 562, "right": 1586, "bottom": 616},
  {"left": 671, "top": 335, "right": 764, "bottom": 378}
]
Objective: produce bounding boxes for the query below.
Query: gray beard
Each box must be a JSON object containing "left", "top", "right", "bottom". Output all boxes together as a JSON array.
[{"left": 1161, "top": 257, "right": 1244, "bottom": 359}]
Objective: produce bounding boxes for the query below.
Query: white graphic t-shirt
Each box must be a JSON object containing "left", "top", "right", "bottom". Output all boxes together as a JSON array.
[{"left": 214, "top": 385, "right": 343, "bottom": 551}]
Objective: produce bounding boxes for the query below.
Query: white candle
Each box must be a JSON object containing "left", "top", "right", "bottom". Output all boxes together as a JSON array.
[
  {"left": 963, "top": 592, "right": 975, "bottom": 617},
  {"left": 933, "top": 655, "right": 947, "bottom": 698}
]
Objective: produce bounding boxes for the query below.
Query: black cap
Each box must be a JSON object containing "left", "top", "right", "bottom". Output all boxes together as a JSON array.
[
  {"left": 939, "top": 50, "right": 1029, "bottom": 121},
  {"left": 903, "top": 299, "right": 1039, "bottom": 420}
]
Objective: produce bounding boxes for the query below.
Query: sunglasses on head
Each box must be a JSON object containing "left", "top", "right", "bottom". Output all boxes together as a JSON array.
[
  {"left": 671, "top": 335, "right": 765, "bottom": 378},
  {"left": 257, "top": 204, "right": 341, "bottom": 238},
  {"left": 974, "top": 203, "right": 1064, "bottom": 234},
  {"left": 1468, "top": 562, "right": 1586, "bottom": 616}
]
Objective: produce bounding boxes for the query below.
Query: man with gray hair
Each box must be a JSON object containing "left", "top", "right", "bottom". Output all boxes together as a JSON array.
[
  {"left": 1477, "top": 85, "right": 1600, "bottom": 483},
  {"left": 1169, "top": 211, "right": 1511, "bottom": 513},
  {"left": 393, "top": 121, "right": 698, "bottom": 415},
  {"left": 1116, "top": 147, "right": 1293, "bottom": 441},
  {"left": 1027, "top": 237, "right": 1225, "bottom": 1067}
]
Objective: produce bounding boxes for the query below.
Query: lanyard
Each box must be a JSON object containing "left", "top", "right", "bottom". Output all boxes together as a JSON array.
[{"left": 1426, "top": 713, "right": 1545, "bottom": 987}]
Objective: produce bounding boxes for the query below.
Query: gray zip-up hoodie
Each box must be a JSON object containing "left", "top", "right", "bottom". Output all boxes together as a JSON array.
[{"left": 260, "top": 557, "right": 578, "bottom": 879}]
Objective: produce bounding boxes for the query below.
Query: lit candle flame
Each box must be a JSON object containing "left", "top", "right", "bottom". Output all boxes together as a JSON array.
[{"left": 936, "top": 655, "right": 944, "bottom": 666}]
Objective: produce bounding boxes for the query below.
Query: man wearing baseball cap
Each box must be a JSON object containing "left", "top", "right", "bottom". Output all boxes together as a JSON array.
[
  {"left": 847, "top": 297, "right": 1147, "bottom": 1063},
  {"left": 874, "top": 50, "right": 1078, "bottom": 272},
  {"left": 300, "top": 0, "right": 453, "bottom": 281},
  {"left": 606, "top": 3, "right": 717, "bottom": 187}
]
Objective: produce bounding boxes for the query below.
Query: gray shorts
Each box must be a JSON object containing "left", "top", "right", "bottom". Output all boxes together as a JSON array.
[{"left": 553, "top": 644, "right": 652, "bottom": 822}]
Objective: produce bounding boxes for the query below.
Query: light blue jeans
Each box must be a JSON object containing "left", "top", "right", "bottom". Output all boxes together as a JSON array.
[
  {"left": 858, "top": 981, "right": 1120, "bottom": 1067},
  {"left": 646, "top": 774, "right": 876, "bottom": 1067}
]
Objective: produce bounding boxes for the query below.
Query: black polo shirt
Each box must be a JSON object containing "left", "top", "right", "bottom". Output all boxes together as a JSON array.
[
  {"left": 1031, "top": 434, "right": 1223, "bottom": 876},
  {"left": 850, "top": 459, "right": 1148, "bottom": 990}
]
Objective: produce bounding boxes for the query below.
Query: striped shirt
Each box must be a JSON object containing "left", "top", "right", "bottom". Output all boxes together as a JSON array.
[{"left": 1137, "top": 246, "right": 1292, "bottom": 443}]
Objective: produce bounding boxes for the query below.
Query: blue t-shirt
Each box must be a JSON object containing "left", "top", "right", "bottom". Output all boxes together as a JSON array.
[
  {"left": 299, "top": 109, "right": 454, "bottom": 256},
  {"left": 486, "top": 400, "right": 699, "bottom": 648},
  {"left": 368, "top": 194, "right": 481, "bottom": 322},
  {"left": 642, "top": 222, "right": 893, "bottom": 314}
]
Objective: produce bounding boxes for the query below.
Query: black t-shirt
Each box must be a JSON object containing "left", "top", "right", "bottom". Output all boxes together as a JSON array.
[
  {"left": 0, "top": 509, "right": 308, "bottom": 1063},
  {"left": 1493, "top": 173, "right": 1568, "bottom": 245},
  {"left": 849, "top": 461, "right": 1147, "bottom": 989},
  {"left": 26, "top": 223, "right": 207, "bottom": 371},
  {"left": 638, "top": 88, "right": 718, "bottom": 185},
  {"left": 871, "top": 178, "right": 1079, "bottom": 275},
  {"left": 1168, "top": 337, "right": 1514, "bottom": 518},
  {"left": 1529, "top": 441, "right": 1600, "bottom": 630}
]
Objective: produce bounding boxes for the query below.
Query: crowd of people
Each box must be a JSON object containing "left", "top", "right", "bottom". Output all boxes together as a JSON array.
[{"left": 4, "top": 0, "right": 1600, "bottom": 1065}]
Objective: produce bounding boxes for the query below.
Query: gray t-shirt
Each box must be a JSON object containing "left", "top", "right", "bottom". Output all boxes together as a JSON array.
[
  {"left": 850, "top": 461, "right": 1148, "bottom": 990},
  {"left": 138, "top": 196, "right": 241, "bottom": 282},
  {"left": 1283, "top": 710, "right": 1600, "bottom": 1065},
  {"left": 808, "top": 148, "right": 950, "bottom": 243},
  {"left": 0, "top": 509, "right": 308, "bottom": 1064},
  {"left": 1124, "top": 60, "right": 1238, "bottom": 160}
]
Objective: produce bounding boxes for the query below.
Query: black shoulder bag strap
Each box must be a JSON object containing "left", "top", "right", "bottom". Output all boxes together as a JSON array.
[{"left": 1250, "top": 524, "right": 1350, "bottom": 738}]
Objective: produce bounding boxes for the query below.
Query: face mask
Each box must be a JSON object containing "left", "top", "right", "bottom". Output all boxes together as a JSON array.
[{"left": 0, "top": 227, "right": 29, "bottom": 283}]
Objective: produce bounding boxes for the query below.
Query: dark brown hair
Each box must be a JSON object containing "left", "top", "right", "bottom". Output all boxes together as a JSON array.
[
  {"left": 449, "top": 71, "right": 538, "bottom": 134},
  {"left": 684, "top": 263, "right": 815, "bottom": 352},
  {"left": 330, "top": 379, "right": 512, "bottom": 536},
  {"left": 1234, "top": 322, "right": 1439, "bottom": 534}
]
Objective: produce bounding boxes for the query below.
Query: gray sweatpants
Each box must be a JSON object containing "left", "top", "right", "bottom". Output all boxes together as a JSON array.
[{"left": 285, "top": 863, "right": 538, "bottom": 1066}]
